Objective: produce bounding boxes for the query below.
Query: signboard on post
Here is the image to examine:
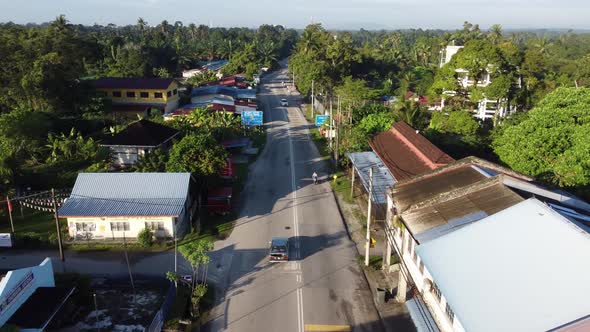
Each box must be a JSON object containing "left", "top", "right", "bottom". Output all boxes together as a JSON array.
[
  {"left": 315, "top": 115, "right": 329, "bottom": 127},
  {"left": 241, "top": 111, "right": 263, "bottom": 126},
  {"left": 0, "top": 233, "right": 12, "bottom": 248}
]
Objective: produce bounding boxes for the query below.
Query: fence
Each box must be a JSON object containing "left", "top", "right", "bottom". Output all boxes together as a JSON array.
[{"left": 147, "top": 282, "right": 177, "bottom": 332}]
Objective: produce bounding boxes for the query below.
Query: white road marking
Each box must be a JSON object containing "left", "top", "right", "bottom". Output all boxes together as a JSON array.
[{"left": 284, "top": 84, "right": 304, "bottom": 332}]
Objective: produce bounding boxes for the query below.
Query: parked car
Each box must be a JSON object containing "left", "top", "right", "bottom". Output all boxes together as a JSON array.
[
  {"left": 269, "top": 237, "right": 290, "bottom": 262},
  {"left": 280, "top": 98, "right": 288, "bottom": 106}
]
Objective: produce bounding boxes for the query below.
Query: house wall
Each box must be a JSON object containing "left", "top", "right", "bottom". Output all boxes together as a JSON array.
[
  {"left": 66, "top": 216, "right": 176, "bottom": 240},
  {"left": 385, "top": 195, "right": 465, "bottom": 332},
  {"left": 0, "top": 258, "right": 55, "bottom": 327},
  {"left": 110, "top": 146, "right": 149, "bottom": 166},
  {"left": 98, "top": 81, "right": 180, "bottom": 113}
]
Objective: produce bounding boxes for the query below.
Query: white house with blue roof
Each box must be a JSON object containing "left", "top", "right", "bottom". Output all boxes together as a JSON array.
[{"left": 58, "top": 173, "right": 194, "bottom": 241}]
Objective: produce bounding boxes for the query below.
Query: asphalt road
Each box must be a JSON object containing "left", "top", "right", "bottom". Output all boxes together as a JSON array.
[
  {"left": 203, "top": 65, "right": 383, "bottom": 332},
  {"left": 0, "top": 64, "right": 384, "bottom": 332}
]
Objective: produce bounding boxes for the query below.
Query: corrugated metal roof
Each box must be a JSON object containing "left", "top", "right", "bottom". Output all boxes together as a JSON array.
[
  {"left": 416, "top": 198, "right": 590, "bottom": 332},
  {"left": 59, "top": 173, "right": 190, "bottom": 217},
  {"left": 402, "top": 180, "right": 524, "bottom": 243},
  {"left": 348, "top": 152, "right": 395, "bottom": 204},
  {"left": 394, "top": 165, "right": 487, "bottom": 212},
  {"left": 369, "top": 122, "right": 453, "bottom": 181},
  {"left": 191, "top": 86, "right": 256, "bottom": 100}
]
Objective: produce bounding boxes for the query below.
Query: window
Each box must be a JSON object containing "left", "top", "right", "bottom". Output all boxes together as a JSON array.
[
  {"left": 445, "top": 302, "right": 455, "bottom": 324},
  {"left": 432, "top": 282, "right": 442, "bottom": 302},
  {"left": 145, "top": 221, "right": 165, "bottom": 231},
  {"left": 154, "top": 92, "right": 163, "bottom": 99},
  {"left": 419, "top": 260, "right": 425, "bottom": 274},
  {"left": 173, "top": 89, "right": 178, "bottom": 95},
  {"left": 126, "top": 91, "right": 136, "bottom": 98},
  {"left": 75, "top": 222, "right": 96, "bottom": 231},
  {"left": 110, "top": 222, "right": 130, "bottom": 231},
  {"left": 112, "top": 91, "right": 122, "bottom": 97},
  {"left": 140, "top": 92, "right": 149, "bottom": 98},
  {"left": 412, "top": 245, "right": 418, "bottom": 263},
  {"left": 406, "top": 236, "right": 412, "bottom": 255},
  {"left": 166, "top": 91, "right": 172, "bottom": 97}
]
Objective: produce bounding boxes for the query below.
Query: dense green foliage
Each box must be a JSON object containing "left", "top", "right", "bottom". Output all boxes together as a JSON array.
[
  {"left": 137, "top": 227, "right": 154, "bottom": 247},
  {"left": 1, "top": 15, "right": 590, "bottom": 201},
  {"left": 0, "top": 16, "right": 295, "bottom": 192},
  {"left": 166, "top": 133, "right": 228, "bottom": 176},
  {"left": 493, "top": 87, "right": 590, "bottom": 187}
]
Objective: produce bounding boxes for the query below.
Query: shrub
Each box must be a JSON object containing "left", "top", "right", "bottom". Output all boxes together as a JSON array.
[{"left": 137, "top": 227, "right": 153, "bottom": 248}]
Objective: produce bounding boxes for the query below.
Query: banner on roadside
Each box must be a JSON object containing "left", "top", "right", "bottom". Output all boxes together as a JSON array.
[
  {"left": 315, "top": 115, "right": 328, "bottom": 127},
  {"left": 242, "top": 111, "right": 263, "bottom": 126},
  {"left": 0, "top": 233, "right": 12, "bottom": 248}
]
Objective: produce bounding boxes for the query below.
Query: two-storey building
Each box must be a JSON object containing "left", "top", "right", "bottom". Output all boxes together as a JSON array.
[
  {"left": 94, "top": 77, "right": 180, "bottom": 117},
  {"left": 439, "top": 45, "right": 519, "bottom": 121},
  {"left": 383, "top": 156, "right": 590, "bottom": 331}
]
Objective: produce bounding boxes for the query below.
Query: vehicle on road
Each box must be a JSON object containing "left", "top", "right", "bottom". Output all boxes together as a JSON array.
[
  {"left": 269, "top": 237, "right": 290, "bottom": 262},
  {"left": 280, "top": 98, "right": 288, "bottom": 106}
]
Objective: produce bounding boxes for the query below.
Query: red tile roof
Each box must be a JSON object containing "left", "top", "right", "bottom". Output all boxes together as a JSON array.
[{"left": 369, "top": 121, "right": 454, "bottom": 181}]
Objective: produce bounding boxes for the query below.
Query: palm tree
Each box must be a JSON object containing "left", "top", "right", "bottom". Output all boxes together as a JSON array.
[
  {"left": 257, "top": 41, "right": 278, "bottom": 67},
  {"left": 392, "top": 99, "right": 428, "bottom": 130},
  {"left": 488, "top": 24, "right": 503, "bottom": 45},
  {"left": 534, "top": 36, "right": 551, "bottom": 56}
]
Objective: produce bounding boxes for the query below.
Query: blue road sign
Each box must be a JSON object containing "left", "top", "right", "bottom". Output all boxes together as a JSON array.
[
  {"left": 242, "top": 111, "right": 263, "bottom": 126},
  {"left": 315, "top": 115, "right": 329, "bottom": 127}
]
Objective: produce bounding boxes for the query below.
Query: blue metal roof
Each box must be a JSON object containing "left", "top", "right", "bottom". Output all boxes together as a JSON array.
[
  {"left": 203, "top": 60, "right": 229, "bottom": 71},
  {"left": 191, "top": 86, "right": 256, "bottom": 100},
  {"left": 58, "top": 173, "right": 191, "bottom": 217}
]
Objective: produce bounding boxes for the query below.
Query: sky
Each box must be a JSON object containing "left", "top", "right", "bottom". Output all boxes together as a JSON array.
[{"left": 1, "top": 0, "right": 589, "bottom": 30}]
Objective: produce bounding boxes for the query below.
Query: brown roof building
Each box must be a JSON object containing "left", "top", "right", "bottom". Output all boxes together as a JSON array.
[
  {"left": 369, "top": 121, "right": 454, "bottom": 181},
  {"left": 391, "top": 157, "right": 536, "bottom": 243}
]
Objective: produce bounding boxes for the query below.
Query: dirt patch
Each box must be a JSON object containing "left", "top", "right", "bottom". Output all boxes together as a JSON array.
[{"left": 65, "top": 288, "right": 164, "bottom": 332}]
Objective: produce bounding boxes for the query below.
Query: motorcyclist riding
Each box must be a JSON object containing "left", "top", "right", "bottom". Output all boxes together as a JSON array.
[{"left": 312, "top": 171, "right": 318, "bottom": 184}]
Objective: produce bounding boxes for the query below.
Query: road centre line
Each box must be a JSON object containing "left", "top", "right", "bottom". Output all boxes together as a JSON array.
[{"left": 283, "top": 82, "right": 304, "bottom": 332}]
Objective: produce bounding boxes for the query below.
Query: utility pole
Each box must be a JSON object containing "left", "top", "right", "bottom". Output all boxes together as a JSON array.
[
  {"left": 311, "top": 79, "right": 315, "bottom": 119},
  {"left": 93, "top": 293, "right": 100, "bottom": 332},
  {"left": 350, "top": 165, "right": 356, "bottom": 200},
  {"left": 6, "top": 196, "right": 14, "bottom": 233},
  {"left": 123, "top": 232, "right": 136, "bottom": 299},
  {"left": 51, "top": 189, "right": 65, "bottom": 262},
  {"left": 329, "top": 96, "right": 333, "bottom": 149},
  {"left": 365, "top": 167, "right": 373, "bottom": 267},
  {"left": 174, "top": 223, "right": 178, "bottom": 275},
  {"left": 335, "top": 95, "right": 341, "bottom": 166}
]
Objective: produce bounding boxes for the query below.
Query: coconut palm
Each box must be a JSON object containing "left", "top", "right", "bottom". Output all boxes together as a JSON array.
[
  {"left": 488, "top": 24, "right": 503, "bottom": 45},
  {"left": 392, "top": 99, "right": 429, "bottom": 130}
]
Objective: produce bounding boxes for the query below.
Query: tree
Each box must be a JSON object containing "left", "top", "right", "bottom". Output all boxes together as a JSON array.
[
  {"left": 137, "top": 227, "right": 154, "bottom": 247},
  {"left": 488, "top": 24, "right": 503, "bottom": 45},
  {"left": 392, "top": 99, "right": 429, "bottom": 130},
  {"left": 493, "top": 87, "right": 590, "bottom": 187},
  {"left": 430, "top": 110, "right": 479, "bottom": 136},
  {"left": 166, "top": 132, "right": 227, "bottom": 177},
  {"left": 186, "top": 70, "right": 218, "bottom": 87},
  {"left": 133, "top": 149, "right": 167, "bottom": 172},
  {"left": 179, "top": 239, "right": 213, "bottom": 317},
  {"left": 358, "top": 112, "right": 394, "bottom": 135}
]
